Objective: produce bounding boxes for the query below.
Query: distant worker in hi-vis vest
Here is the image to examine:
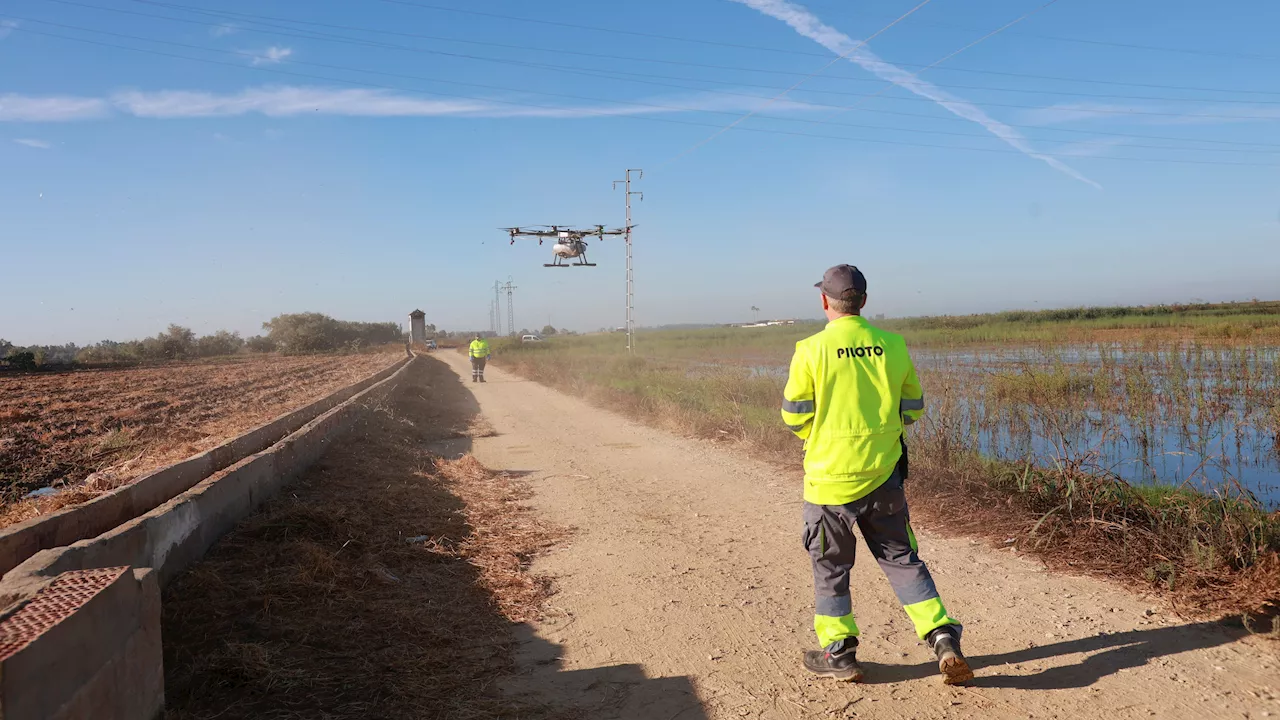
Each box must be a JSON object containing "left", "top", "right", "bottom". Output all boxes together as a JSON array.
[
  {"left": 781, "top": 264, "right": 972, "bottom": 685},
  {"left": 469, "top": 336, "right": 491, "bottom": 383}
]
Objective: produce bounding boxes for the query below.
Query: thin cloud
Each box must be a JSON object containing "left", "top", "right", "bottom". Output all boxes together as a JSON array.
[
  {"left": 210, "top": 23, "right": 238, "bottom": 38},
  {"left": 248, "top": 46, "right": 293, "bottom": 66},
  {"left": 0, "top": 20, "right": 17, "bottom": 40},
  {"left": 0, "top": 94, "right": 110, "bottom": 122},
  {"left": 1023, "top": 102, "right": 1280, "bottom": 127},
  {"left": 1053, "top": 137, "right": 1129, "bottom": 158},
  {"left": 1020, "top": 104, "right": 1122, "bottom": 126},
  {"left": 106, "top": 85, "right": 825, "bottom": 119},
  {"left": 13, "top": 138, "right": 53, "bottom": 149},
  {"left": 730, "top": 0, "right": 1100, "bottom": 189},
  {"left": 3, "top": 85, "right": 831, "bottom": 122},
  {"left": 110, "top": 87, "right": 498, "bottom": 118}
]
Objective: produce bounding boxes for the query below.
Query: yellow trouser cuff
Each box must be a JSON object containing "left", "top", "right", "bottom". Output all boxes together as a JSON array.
[
  {"left": 814, "top": 614, "right": 860, "bottom": 647},
  {"left": 903, "top": 598, "right": 958, "bottom": 640}
]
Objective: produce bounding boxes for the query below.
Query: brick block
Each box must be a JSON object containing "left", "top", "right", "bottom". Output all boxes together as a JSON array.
[
  {"left": 49, "top": 569, "right": 163, "bottom": 720},
  {"left": 0, "top": 567, "right": 146, "bottom": 720}
]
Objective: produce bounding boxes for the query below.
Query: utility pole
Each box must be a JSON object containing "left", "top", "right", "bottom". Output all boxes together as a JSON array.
[
  {"left": 493, "top": 280, "right": 503, "bottom": 336},
  {"left": 613, "top": 169, "right": 643, "bottom": 354},
  {"left": 502, "top": 277, "right": 517, "bottom": 337}
]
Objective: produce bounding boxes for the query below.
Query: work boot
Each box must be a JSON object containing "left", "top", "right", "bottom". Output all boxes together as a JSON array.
[
  {"left": 802, "top": 637, "right": 864, "bottom": 682},
  {"left": 479, "top": 376, "right": 486, "bottom": 383},
  {"left": 927, "top": 626, "right": 973, "bottom": 685}
]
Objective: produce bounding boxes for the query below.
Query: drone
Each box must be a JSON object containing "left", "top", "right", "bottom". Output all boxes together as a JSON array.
[{"left": 500, "top": 225, "right": 631, "bottom": 267}]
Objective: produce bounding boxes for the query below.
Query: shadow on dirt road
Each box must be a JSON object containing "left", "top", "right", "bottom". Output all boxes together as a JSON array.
[
  {"left": 861, "top": 621, "right": 1248, "bottom": 689},
  {"left": 162, "top": 355, "right": 706, "bottom": 720}
]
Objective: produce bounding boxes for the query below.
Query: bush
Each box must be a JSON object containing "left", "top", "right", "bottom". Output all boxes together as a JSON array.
[
  {"left": 77, "top": 341, "right": 133, "bottom": 364},
  {"left": 262, "top": 313, "right": 344, "bottom": 354},
  {"left": 262, "top": 313, "right": 401, "bottom": 354},
  {"left": 155, "top": 325, "right": 196, "bottom": 359},
  {"left": 3, "top": 350, "right": 37, "bottom": 372},
  {"left": 245, "top": 335, "right": 276, "bottom": 354},
  {"left": 195, "top": 330, "right": 244, "bottom": 358}
]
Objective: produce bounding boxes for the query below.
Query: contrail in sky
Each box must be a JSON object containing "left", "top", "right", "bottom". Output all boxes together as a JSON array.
[{"left": 730, "top": 0, "right": 1101, "bottom": 189}]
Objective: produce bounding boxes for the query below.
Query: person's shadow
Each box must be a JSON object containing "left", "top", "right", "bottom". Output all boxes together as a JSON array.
[
  {"left": 506, "top": 626, "right": 707, "bottom": 720},
  {"left": 861, "top": 621, "right": 1252, "bottom": 689}
]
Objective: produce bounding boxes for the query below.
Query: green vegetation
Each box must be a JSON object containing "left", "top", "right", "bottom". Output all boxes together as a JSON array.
[
  {"left": 261, "top": 313, "right": 400, "bottom": 355},
  {"left": 500, "top": 299, "right": 1280, "bottom": 358},
  {"left": 881, "top": 299, "right": 1280, "bottom": 346},
  {"left": 1, "top": 312, "right": 403, "bottom": 371},
  {"left": 491, "top": 301, "right": 1280, "bottom": 618}
]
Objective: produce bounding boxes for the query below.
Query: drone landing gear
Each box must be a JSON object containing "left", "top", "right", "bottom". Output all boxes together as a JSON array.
[{"left": 544, "top": 257, "right": 597, "bottom": 267}]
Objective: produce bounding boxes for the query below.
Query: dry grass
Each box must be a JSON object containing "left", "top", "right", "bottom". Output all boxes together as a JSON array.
[
  {"left": 0, "top": 351, "right": 402, "bottom": 527},
  {"left": 904, "top": 445, "right": 1280, "bottom": 624},
  {"left": 493, "top": 346, "right": 1280, "bottom": 626},
  {"left": 163, "top": 358, "right": 573, "bottom": 720}
]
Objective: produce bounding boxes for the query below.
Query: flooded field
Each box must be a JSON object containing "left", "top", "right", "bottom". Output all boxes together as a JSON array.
[
  {"left": 916, "top": 344, "right": 1280, "bottom": 507},
  {"left": 694, "top": 343, "right": 1280, "bottom": 508}
]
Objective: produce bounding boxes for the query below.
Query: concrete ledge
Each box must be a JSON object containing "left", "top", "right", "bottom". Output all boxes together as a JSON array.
[
  {"left": 0, "top": 355, "right": 409, "bottom": 577},
  {"left": 0, "top": 355, "right": 415, "bottom": 604}
]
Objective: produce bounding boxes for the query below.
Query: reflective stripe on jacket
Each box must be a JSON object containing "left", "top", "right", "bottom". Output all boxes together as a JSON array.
[
  {"left": 781, "top": 315, "right": 924, "bottom": 505},
  {"left": 469, "top": 339, "right": 491, "bottom": 358}
]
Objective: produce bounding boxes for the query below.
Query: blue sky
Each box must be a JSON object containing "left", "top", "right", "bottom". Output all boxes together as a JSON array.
[{"left": 2, "top": 0, "right": 1279, "bottom": 344}]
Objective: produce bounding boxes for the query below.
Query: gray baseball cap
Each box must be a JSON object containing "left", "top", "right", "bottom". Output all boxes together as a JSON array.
[{"left": 815, "top": 264, "right": 867, "bottom": 298}]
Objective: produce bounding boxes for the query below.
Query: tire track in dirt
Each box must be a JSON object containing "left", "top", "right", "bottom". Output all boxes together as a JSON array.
[{"left": 440, "top": 352, "right": 1280, "bottom": 720}]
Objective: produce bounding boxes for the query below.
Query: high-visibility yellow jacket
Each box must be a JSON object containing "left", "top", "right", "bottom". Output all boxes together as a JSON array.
[
  {"left": 781, "top": 315, "right": 924, "bottom": 505},
  {"left": 469, "top": 339, "right": 491, "bottom": 358}
]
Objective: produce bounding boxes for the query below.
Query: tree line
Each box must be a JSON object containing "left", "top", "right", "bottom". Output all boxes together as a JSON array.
[
  {"left": 1, "top": 313, "right": 403, "bottom": 371},
  {"left": 421, "top": 324, "right": 574, "bottom": 342}
]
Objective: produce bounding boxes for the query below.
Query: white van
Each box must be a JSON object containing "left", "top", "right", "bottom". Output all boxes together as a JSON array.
[{"left": 521, "top": 335, "right": 542, "bottom": 343}]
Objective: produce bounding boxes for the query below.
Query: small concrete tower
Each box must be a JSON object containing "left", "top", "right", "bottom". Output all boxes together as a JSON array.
[{"left": 409, "top": 309, "right": 427, "bottom": 344}]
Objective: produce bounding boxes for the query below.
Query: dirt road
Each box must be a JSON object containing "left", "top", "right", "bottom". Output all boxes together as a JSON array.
[{"left": 439, "top": 352, "right": 1279, "bottom": 720}]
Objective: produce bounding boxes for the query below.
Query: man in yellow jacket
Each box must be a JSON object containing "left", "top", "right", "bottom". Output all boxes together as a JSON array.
[
  {"left": 782, "top": 264, "right": 971, "bottom": 685},
  {"left": 468, "top": 335, "right": 491, "bottom": 383}
]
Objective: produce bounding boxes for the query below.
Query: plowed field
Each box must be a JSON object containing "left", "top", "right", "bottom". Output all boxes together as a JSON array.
[{"left": 0, "top": 351, "right": 402, "bottom": 526}]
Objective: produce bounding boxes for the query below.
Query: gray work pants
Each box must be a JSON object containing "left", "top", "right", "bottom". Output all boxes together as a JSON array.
[
  {"left": 470, "top": 356, "right": 487, "bottom": 380},
  {"left": 803, "top": 468, "right": 956, "bottom": 643}
]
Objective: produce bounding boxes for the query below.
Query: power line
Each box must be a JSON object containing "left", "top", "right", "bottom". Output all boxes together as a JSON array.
[
  {"left": 9, "top": 22, "right": 1280, "bottom": 167},
  {"left": 369, "top": 0, "right": 840, "bottom": 59},
  {"left": 493, "top": 281, "right": 502, "bottom": 336},
  {"left": 667, "top": 0, "right": 936, "bottom": 164},
  {"left": 502, "top": 278, "right": 517, "bottom": 338},
  {"left": 846, "top": 10, "right": 1280, "bottom": 64},
  {"left": 370, "top": 0, "right": 1280, "bottom": 64},
  {"left": 56, "top": 0, "right": 1280, "bottom": 99},
  {"left": 43, "top": 0, "right": 1280, "bottom": 108},
  {"left": 27, "top": 1, "right": 1280, "bottom": 155},
  {"left": 812, "top": 0, "right": 1062, "bottom": 131},
  {"left": 27, "top": 12, "right": 1280, "bottom": 147},
  {"left": 612, "top": 170, "right": 642, "bottom": 355}
]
